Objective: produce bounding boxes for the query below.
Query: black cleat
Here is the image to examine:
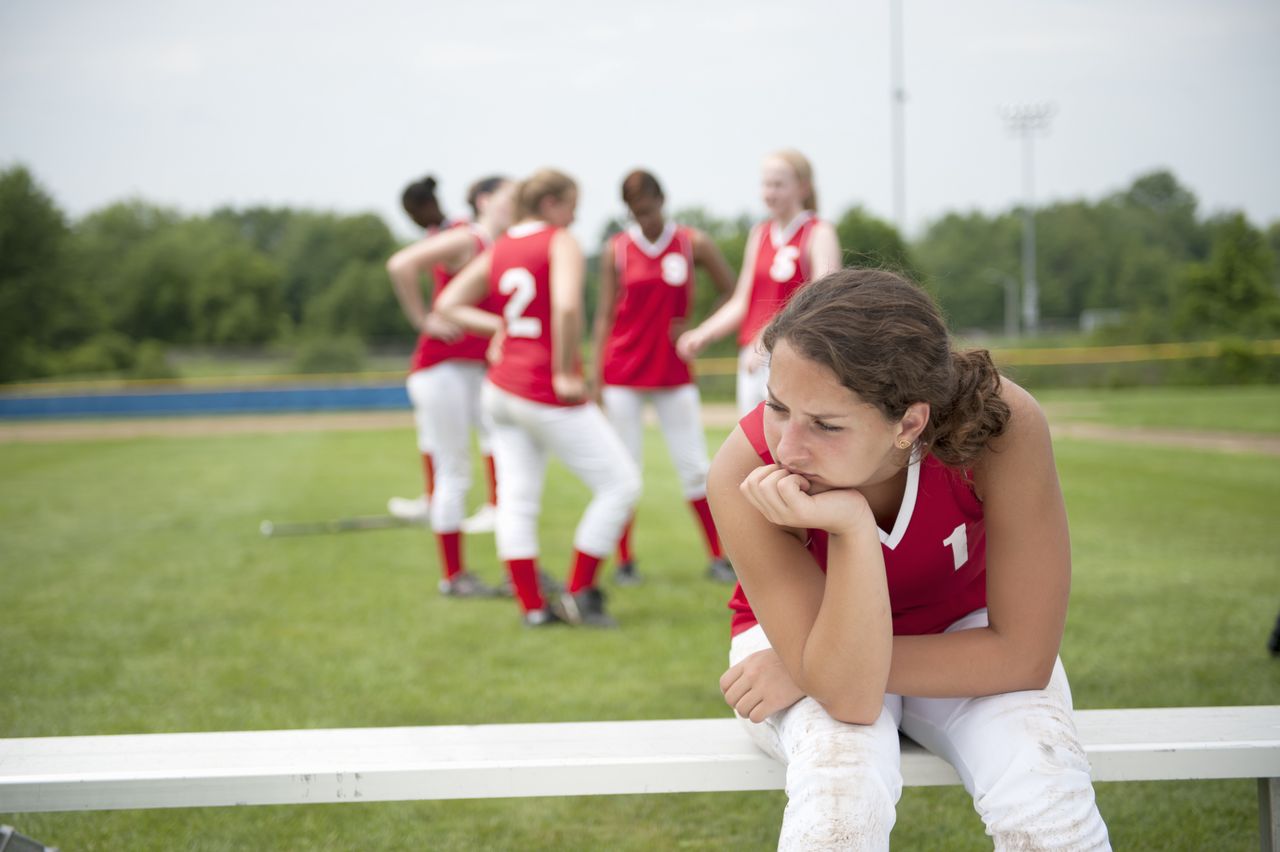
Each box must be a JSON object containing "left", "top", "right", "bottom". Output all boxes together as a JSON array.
[
  {"left": 614, "top": 559, "right": 642, "bottom": 586},
  {"left": 522, "top": 606, "right": 567, "bottom": 628},
  {"left": 438, "top": 571, "right": 499, "bottom": 598},
  {"left": 559, "top": 586, "right": 618, "bottom": 629}
]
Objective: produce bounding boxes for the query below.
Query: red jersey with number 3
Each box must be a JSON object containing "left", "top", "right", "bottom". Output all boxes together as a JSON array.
[
  {"left": 409, "top": 223, "right": 496, "bottom": 372},
  {"left": 602, "top": 223, "right": 696, "bottom": 388},
  {"left": 486, "top": 222, "right": 580, "bottom": 407},
  {"left": 738, "top": 212, "right": 821, "bottom": 347},
  {"left": 728, "top": 402, "right": 988, "bottom": 637}
]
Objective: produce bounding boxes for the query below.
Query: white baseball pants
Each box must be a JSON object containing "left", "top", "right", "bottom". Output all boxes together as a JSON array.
[
  {"left": 481, "top": 381, "right": 640, "bottom": 560},
  {"left": 406, "top": 362, "right": 492, "bottom": 533},
  {"left": 601, "top": 384, "right": 710, "bottom": 500},
  {"left": 730, "top": 610, "right": 1111, "bottom": 851},
  {"left": 736, "top": 343, "right": 770, "bottom": 418}
]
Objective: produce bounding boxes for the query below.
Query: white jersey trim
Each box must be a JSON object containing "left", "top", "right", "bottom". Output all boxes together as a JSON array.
[
  {"left": 878, "top": 451, "right": 921, "bottom": 550},
  {"left": 768, "top": 210, "right": 815, "bottom": 248},
  {"left": 626, "top": 221, "right": 678, "bottom": 258},
  {"left": 507, "top": 221, "right": 550, "bottom": 239}
]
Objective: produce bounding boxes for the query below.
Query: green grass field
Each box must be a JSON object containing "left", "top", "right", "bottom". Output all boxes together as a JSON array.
[
  {"left": 1035, "top": 385, "right": 1280, "bottom": 434},
  {"left": 2, "top": 391, "right": 1278, "bottom": 850}
]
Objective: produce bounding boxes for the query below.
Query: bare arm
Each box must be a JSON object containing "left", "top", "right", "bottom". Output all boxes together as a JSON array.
[
  {"left": 709, "top": 428, "right": 893, "bottom": 724},
  {"left": 590, "top": 237, "right": 619, "bottom": 396},
  {"left": 386, "top": 228, "right": 476, "bottom": 330},
  {"left": 886, "top": 383, "right": 1071, "bottom": 697},
  {"left": 677, "top": 225, "right": 760, "bottom": 360},
  {"left": 549, "top": 230, "right": 587, "bottom": 402},
  {"left": 434, "top": 250, "right": 502, "bottom": 337}
]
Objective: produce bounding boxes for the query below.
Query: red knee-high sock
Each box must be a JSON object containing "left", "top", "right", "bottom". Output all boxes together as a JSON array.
[
  {"left": 436, "top": 531, "right": 463, "bottom": 581},
  {"left": 484, "top": 455, "right": 498, "bottom": 507},
  {"left": 616, "top": 517, "right": 634, "bottom": 564},
  {"left": 567, "top": 550, "right": 603, "bottom": 594},
  {"left": 690, "top": 497, "right": 722, "bottom": 558},
  {"left": 506, "top": 558, "right": 543, "bottom": 613},
  {"left": 421, "top": 453, "right": 435, "bottom": 499}
]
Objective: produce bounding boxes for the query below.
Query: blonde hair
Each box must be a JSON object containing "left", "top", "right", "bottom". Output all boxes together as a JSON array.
[
  {"left": 767, "top": 148, "right": 818, "bottom": 213},
  {"left": 515, "top": 168, "right": 577, "bottom": 221}
]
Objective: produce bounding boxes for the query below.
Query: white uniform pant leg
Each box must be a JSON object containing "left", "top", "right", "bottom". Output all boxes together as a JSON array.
[
  {"left": 730, "top": 625, "right": 903, "bottom": 852},
  {"left": 417, "top": 362, "right": 484, "bottom": 533},
  {"left": 736, "top": 344, "right": 770, "bottom": 418},
  {"left": 899, "top": 610, "right": 1111, "bottom": 851},
  {"left": 471, "top": 371, "right": 494, "bottom": 456},
  {"left": 601, "top": 385, "right": 646, "bottom": 470},
  {"left": 651, "top": 384, "right": 711, "bottom": 499},
  {"left": 537, "top": 401, "right": 640, "bottom": 558},
  {"left": 481, "top": 382, "right": 549, "bottom": 560},
  {"left": 406, "top": 370, "right": 436, "bottom": 454}
]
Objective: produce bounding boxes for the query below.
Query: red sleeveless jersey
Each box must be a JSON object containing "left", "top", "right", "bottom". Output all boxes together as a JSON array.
[
  {"left": 601, "top": 223, "right": 696, "bottom": 388},
  {"left": 728, "top": 403, "right": 988, "bottom": 637},
  {"left": 408, "top": 223, "right": 496, "bottom": 372},
  {"left": 486, "top": 222, "right": 581, "bottom": 407},
  {"left": 738, "top": 212, "right": 820, "bottom": 347}
]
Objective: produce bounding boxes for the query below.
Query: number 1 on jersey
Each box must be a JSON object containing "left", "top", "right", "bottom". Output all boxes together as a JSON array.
[
  {"left": 943, "top": 523, "right": 969, "bottom": 571},
  {"left": 498, "top": 267, "right": 542, "bottom": 339}
]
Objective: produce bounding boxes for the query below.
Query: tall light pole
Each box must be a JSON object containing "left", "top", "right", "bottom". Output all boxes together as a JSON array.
[
  {"left": 1001, "top": 103, "right": 1053, "bottom": 336},
  {"left": 890, "top": 0, "right": 906, "bottom": 233}
]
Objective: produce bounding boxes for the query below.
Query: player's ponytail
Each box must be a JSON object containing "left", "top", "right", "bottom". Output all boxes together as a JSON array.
[
  {"left": 931, "top": 348, "right": 1010, "bottom": 468},
  {"left": 762, "top": 268, "right": 1011, "bottom": 470},
  {"left": 515, "top": 168, "right": 577, "bottom": 222}
]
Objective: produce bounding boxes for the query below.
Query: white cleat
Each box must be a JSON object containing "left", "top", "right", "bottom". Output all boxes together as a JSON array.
[
  {"left": 460, "top": 503, "right": 497, "bottom": 534},
  {"left": 387, "top": 495, "right": 430, "bottom": 524}
]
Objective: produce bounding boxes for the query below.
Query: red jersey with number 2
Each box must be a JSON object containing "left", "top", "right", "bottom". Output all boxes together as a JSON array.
[
  {"left": 602, "top": 223, "right": 695, "bottom": 388},
  {"left": 487, "top": 222, "right": 580, "bottom": 407},
  {"left": 738, "top": 212, "right": 821, "bottom": 347},
  {"left": 410, "top": 223, "right": 495, "bottom": 372},
  {"left": 728, "top": 402, "right": 988, "bottom": 637}
]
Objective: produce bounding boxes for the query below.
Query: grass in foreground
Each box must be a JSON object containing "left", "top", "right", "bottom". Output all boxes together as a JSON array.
[{"left": 1, "top": 417, "right": 1277, "bottom": 850}]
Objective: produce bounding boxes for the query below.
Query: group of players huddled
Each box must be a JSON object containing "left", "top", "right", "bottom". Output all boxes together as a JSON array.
[{"left": 385, "top": 150, "right": 836, "bottom": 628}]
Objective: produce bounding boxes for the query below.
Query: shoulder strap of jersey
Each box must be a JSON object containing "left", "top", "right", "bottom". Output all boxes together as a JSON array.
[{"left": 738, "top": 402, "right": 774, "bottom": 463}]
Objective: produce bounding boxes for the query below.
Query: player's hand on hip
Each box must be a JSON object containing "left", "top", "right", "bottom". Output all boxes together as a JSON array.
[
  {"left": 721, "top": 648, "right": 804, "bottom": 723},
  {"left": 422, "top": 312, "right": 463, "bottom": 342},
  {"left": 486, "top": 329, "right": 506, "bottom": 365},
  {"left": 553, "top": 373, "right": 587, "bottom": 404}
]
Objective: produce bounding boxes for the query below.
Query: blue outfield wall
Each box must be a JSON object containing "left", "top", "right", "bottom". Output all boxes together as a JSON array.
[{"left": 0, "top": 383, "right": 411, "bottom": 419}]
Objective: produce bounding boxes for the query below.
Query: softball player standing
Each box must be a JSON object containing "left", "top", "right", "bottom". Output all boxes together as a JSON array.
[
  {"left": 593, "top": 169, "right": 737, "bottom": 585},
  {"left": 677, "top": 149, "right": 841, "bottom": 416},
  {"left": 386, "top": 176, "right": 514, "bottom": 596},
  {"left": 435, "top": 169, "right": 640, "bottom": 627}
]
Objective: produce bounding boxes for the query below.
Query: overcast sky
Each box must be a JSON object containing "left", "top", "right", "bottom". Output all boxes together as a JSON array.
[{"left": 2, "top": 0, "right": 1277, "bottom": 247}]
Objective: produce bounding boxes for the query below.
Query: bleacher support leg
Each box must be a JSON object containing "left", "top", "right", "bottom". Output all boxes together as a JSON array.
[{"left": 1261, "top": 777, "right": 1279, "bottom": 852}]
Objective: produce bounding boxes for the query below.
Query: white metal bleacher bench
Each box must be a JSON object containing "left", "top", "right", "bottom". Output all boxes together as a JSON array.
[{"left": 2, "top": 706, "right": 1278, "bottom": 848}]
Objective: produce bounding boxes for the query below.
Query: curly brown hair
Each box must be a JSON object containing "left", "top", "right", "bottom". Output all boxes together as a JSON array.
[{"left": 761, "top": 268, "right": 1010, "bottom": 468}]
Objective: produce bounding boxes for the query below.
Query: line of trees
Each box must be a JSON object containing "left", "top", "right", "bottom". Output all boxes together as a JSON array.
[{"left": 2, "top": 163, "right": 1277, "bottom": 384}]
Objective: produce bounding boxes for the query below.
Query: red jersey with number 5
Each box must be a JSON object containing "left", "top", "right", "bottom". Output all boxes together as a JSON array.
[
  {"left": 487, "top": 222, "right": 580, "bottom": 407},
  {"left": 602, "top": 223, "right": 695, "bottom": 388},
  {"left": 739, "top": 212, "right": 821, "bottom": 347},
  {"left": 728, "top": 402, "right": 988, "bottom": 637},
  {"left": 409, "top": 223, "right": 495, "bottom": 372}
]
